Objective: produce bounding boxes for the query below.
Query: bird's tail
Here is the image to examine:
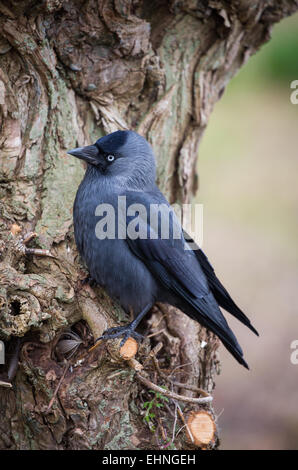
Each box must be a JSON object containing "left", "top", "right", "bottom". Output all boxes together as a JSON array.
[
  {"left": 194, "top": 248, "right": 258, "bottom": 337},
  {"left": 177, "top": 289, "right": 249, "bottom": 369}
]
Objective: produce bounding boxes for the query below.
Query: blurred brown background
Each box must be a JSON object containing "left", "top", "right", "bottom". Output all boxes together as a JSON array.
[{"left": 196, "top": 13, "right": 298, "bottom": 449}]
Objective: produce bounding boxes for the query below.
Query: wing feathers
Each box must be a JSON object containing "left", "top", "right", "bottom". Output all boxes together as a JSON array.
[{"left": 124, "top": 190, "right": 254, "bottom": 368}]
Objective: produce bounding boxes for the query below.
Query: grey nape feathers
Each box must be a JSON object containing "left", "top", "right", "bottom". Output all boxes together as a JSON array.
[{"left": 68, "top": 130, "right": 258, "bottom": 369}]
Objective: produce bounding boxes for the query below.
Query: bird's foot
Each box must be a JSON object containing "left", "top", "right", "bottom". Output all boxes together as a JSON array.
[{"left": 96, "top": 324, "right": 144, "bottom": 346}]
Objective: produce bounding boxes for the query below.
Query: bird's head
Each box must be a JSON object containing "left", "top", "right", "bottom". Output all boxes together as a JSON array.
[{"left": 67, "top": 130, "right": 156, "bottom": 189}]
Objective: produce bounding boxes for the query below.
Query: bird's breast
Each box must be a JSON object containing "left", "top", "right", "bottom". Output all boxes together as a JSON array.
[{"left": 73, "top": 182, "right": 157, "bottom": 313}]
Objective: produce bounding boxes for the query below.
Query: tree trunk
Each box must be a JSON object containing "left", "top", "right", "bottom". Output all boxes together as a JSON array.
[{"left": 0, "top": 0, "right": 296, "bottom": 450}]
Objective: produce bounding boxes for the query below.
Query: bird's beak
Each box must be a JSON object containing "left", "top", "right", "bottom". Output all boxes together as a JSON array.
[{"left": 67, "top": 144, "right": 99, "bottom": 166}]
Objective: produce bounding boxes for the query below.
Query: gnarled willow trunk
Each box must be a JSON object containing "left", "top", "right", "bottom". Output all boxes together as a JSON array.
[{"left": 0, "top": 0, "right": 297, "bottom": 450}]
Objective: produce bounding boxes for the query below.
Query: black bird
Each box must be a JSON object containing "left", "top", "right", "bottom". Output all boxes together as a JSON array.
[{"left": 68, "top": 130, "right": 258, "bottom": 369}]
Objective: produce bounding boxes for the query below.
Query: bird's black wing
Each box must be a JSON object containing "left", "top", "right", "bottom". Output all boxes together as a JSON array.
[
  {"left": 183, "top": 232, "right": 258, "bottom": 336},
  {"left": 123, "top": 190, "right": 249, "bottom": 368}
]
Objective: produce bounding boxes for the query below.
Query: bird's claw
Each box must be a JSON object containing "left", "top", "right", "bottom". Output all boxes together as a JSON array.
[{"left": 95, "top": 325, "right": 144, "bottom": 346}]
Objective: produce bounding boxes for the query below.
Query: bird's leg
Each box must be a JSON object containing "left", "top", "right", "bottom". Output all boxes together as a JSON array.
[{"left": 95, "top": 304, "right": 152, "bottom": 346}]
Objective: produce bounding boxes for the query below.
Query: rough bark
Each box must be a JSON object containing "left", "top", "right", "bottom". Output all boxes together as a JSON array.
[{"left": 0, "top": 0, "right": 297, "bottom": 450}]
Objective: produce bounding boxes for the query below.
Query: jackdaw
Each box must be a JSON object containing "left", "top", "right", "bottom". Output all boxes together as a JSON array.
[{"left": 68, "top": 130, "right": 258, "bottom": 368}]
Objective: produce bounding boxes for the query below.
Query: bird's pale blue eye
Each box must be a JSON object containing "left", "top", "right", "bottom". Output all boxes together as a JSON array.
[{"left": 106, "top": 154, "right": 115, "bottom": 162}]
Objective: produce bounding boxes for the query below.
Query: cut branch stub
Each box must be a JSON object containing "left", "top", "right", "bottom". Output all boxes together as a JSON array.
[
  {"left": 186, "top": 410, "right": 216, "bottom": 448},
  {"left": 119, "top": 337, "right": 138, "bottom": 360},
  {"left": 106, "top": 336, "right": 139, "bottom": 363}
]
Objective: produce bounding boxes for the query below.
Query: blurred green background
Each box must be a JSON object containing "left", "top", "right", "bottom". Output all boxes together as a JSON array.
[{"left": 196, "top": 13, "right": 298, "bottom": 449}]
